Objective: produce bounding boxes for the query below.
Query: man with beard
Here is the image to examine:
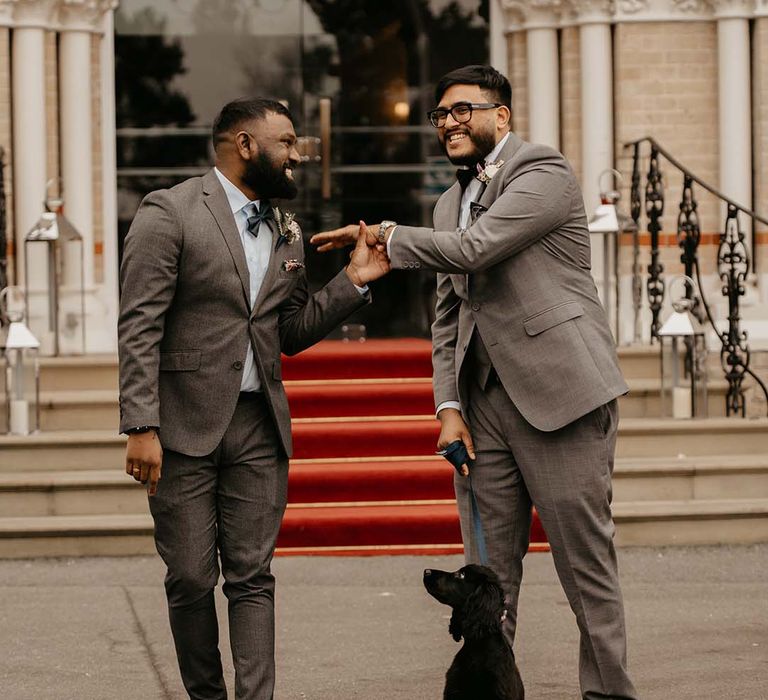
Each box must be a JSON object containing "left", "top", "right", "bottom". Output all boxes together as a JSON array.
[
  {"left": 311, "top": 66, "right": 639, "bottom": 699},
  {"left": 118, "top": 98, "right": 388, "bottom": 700}
]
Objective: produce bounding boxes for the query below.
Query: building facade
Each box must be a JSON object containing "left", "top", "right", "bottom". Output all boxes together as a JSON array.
[{"left": 0, "top": 0, "right": 767, "bottom": 351}]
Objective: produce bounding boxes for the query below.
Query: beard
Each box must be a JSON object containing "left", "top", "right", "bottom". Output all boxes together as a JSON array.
[
  {"left": 242, "top": 150, "right": 298, "bottom": 200},
  {"left": 442, "top": 126, "right": 497, "bottom": 166}
]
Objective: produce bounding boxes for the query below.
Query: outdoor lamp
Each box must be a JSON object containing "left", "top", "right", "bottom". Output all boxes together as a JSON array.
[
  {"left": 0, "top": 287, "right": 41, "bottom": 435},
  {"left": 24, "top": 187, "right": 86, "bottom": 356},
  {"left": 658, "top": 276, "right": 708, "bottom": 419},
  {"left": 588, "top": 169, "right": 639, "bottom": 344}
]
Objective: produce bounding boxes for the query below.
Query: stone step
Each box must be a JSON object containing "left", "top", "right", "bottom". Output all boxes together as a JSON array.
[
  {"left": 37, "top": 355, "right": 119, "bottom": 391},
  {"left": 2, "top": 454, "right": 766, "bottom": 518},
  {"left": 1, "top": 417, "right": 766, "bottom": 472},
  {"left": 24, "top": 342, "right": 768, "bottom": 391},
  {"left": 1, "top": 497, "right": 766, "bottom": 558},
  {"left": 30, "top": 377, "right": 737, "bottom": 432}
]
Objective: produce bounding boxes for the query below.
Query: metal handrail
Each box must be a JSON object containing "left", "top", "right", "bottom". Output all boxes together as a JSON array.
[
  {"left": 624, "top": 136, "right": 768, "bottom": 417},
  {"left": 624, "top": 136, "right": 768, "bottom": 228}
]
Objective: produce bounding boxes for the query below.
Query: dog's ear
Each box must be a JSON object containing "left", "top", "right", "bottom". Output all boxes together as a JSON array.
[
  {"left": 460, "top": 579, "right": 504, "bottom": 640},
  {"left": 448, "top": 610, "right": 463, "bottom": 642}
]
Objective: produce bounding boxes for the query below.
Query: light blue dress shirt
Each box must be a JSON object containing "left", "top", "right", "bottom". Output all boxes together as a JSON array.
[{"left": 214, "top": 167, "right": 271, "bottom": 392}]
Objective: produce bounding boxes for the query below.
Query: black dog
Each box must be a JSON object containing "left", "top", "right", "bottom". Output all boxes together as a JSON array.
[{"left": 424, "top": 565, "right": 524, "bottom": 700}]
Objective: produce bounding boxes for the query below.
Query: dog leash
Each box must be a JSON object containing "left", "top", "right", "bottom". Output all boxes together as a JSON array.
[
  {"left": 437, "top": 440, "right": 489, "bottom": 567},
  {"left": 467, "top": 475, "right": 489, "bottom": 566}
]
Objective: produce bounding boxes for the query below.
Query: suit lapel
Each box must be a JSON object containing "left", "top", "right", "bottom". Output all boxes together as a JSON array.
[
  {"left": 440, "top": 182, "right": 462, "bottom": 232},
  {"left": 202, "top": 170, "right": 251, "bottom": 307}
]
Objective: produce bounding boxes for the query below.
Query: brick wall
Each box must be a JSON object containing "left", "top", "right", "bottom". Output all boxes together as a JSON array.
[
  {"left": 92, "top": 33, "right": 103, "bottom": 284},
  {"left": 754, "top": 17, "right": 768, "bottom": 287},
  {"left": 560, "top": 26, "right": 582, "bottom": 180},
  {"left": 614, "top": 22, "right": 720, "bottom": 238},
  {"left": 508, "top": 31, "right": 529, "bottom": 141},
  {"left": 45, "top": 31, "right": 59, "bottom": 199},
  {"left": 0, "top": 28, "right": 13, "bottom": 284}
]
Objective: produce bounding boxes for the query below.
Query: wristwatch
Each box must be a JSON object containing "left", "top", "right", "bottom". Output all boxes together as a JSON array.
[
  {"left": 378, "top": 220, "right": 397, "bottom": 244},
  {"left": 125, "top": 425, "right": 158, "bottom": 435}
]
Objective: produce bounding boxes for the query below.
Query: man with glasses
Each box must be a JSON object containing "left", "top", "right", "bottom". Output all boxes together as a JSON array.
[{"left": 312, "top": 65, "right": 638, "bottom": 699}]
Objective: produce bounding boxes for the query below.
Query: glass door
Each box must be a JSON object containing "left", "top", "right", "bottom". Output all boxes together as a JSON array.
[{"left": 115, "top": 0, "right": 489, "bottom": 337}]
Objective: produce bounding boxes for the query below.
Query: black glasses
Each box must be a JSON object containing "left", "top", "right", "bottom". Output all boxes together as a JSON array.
[{"left": 427, "top": 102, "right": 501, "bottom": 128}]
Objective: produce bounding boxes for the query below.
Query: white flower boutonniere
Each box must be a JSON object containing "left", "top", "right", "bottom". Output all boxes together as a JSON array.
[
  {"left": 477, "top": 159, "right": 505, "bottom": 184},
  {"left": 273, "top": 207, "right": 302, "bottom": 251}
]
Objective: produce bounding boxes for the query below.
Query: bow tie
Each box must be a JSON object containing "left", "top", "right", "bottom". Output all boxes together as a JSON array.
[
  {"left": 245, "top": 202, "right": 274, "bottom": 238},
  {"left": 456, "top": 163, "right": 484, "bottom": 189}
]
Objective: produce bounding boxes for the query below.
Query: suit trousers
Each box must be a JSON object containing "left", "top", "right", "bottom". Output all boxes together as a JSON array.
[
  {"left": 149, "top": 393, "right": 288, "bottom": 700},
  {"left": 456, "top": 373, "right": 639, "bottom": 700}
]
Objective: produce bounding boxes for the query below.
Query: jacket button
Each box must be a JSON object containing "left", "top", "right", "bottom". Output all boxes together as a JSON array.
[
  {"left": 471, "top": 303, "right": 480, "bottom": 311},
  {"left": 233, "top": 361, "right": 243, "bottom": 370}
]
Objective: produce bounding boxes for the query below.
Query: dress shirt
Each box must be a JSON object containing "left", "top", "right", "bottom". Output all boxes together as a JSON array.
[
  {"left": 390, "top": 132, "right": 509, "bottom": 417},
  {"left": 214, "top": 167, "right": 272, "bottom": 392}
]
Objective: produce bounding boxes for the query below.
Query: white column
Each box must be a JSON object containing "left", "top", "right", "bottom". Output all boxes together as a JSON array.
[
  {"left": 526, "top": 21, "right": 560, "bottom": 148},
  {"left": 99, "top": 8, "right": 118, "bottom": 353},
  {"left": 59, "top": 28, "right": 93, "bottom": 285},
  {"left": 504, "top": 0, "right": 562, "bottom": 148},
  {"left": 715, "top": 2, "right": 753, "bottom": 232},
  {"left": 489, "top": 0, "right": 508, "bottom": 74},
  {"left": 577, "top": 2, "right": 614, "bottom": 213},
  {"left": 58, "top": 0, "right": 117, "bottom": 352},
  {"left": 10, "top": 1, "right": 55, "bottom": 286}
]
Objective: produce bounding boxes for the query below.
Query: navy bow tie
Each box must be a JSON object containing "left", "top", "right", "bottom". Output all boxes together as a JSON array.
[
  {"left": 245, "top": 202, "right": 273, "bottom": 237},
  {"left": 456, "top": 163, "right": 483, "bottom": 189}
]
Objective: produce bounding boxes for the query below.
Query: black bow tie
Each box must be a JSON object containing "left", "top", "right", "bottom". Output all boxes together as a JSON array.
[
  {"left": 456, "top": 165, "right": 481, "bottom": 189},
  {"left": 245, "top": 202, "right": 274, "bottom": 237}
]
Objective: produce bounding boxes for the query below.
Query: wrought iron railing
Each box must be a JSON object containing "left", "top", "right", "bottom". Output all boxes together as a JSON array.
[{"left": 625, "top": 136, "right": 768, "bottom": 417}]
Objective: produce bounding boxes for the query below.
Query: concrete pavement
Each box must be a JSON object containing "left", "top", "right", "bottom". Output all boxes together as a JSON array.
[{"left": 0, "top": 545, "right": 766, "bottom": 699}]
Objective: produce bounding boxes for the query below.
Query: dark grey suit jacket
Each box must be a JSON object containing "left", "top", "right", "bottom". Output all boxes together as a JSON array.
[
  {"left": 118, "top": 169, "right": 368, "bottom": 457},
  {"left": 390, "top": 132, "right": 627, "bottom": 432}
]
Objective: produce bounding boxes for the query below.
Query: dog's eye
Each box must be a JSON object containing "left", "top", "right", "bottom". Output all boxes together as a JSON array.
[{"left": 456, "top": 571, "right": 465, "bottom": 579}]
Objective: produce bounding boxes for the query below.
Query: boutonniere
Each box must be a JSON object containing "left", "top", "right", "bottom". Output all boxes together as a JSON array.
[
  {"left": 281, "top": 259, "right": 305, "bottom": 272},
  {"left": 477, "top": 159, "right": 504, "bottom": 184},
  {"left": 273, "top": 207, "right": 302, "bottom": 251}
]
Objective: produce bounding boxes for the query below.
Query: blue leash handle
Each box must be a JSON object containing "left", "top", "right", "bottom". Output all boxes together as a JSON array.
[{"left": 437, "top": 440, "right": 489, "bottom": 566}]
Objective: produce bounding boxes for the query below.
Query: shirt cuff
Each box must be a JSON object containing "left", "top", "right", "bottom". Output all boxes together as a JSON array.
[
  {"left": 386, "top": 225, "right": 398, "bottom": 258},
  {"left": 436, "top": 400, "right": 461, "bottom": 417},
  {"left": 354, "top": 283, "right": 369, "bottom": 295}
]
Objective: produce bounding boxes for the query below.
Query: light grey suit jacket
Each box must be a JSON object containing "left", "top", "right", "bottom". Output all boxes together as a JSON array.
[
  {"left": 390, "top": 132, "right": 627, "bottom": 432},
  {"left": 118, "top": 169, "right": 369, "bottom": 457}
]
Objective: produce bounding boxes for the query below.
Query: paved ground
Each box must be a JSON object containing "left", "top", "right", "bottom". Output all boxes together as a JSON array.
[{"left": 0, "top": 545, "right": 766, "bottom": 699}]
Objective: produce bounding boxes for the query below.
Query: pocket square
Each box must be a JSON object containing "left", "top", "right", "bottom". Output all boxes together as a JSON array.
[
  {"left": 281, "top": 259, "right": 305, "bottom": 272},
  {"left": 469, "top": 202, "right": 487, "bottom": 222}
]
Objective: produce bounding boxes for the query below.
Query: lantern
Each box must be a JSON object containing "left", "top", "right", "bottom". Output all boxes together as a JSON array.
[
  {"left": 0, "top": 287, "right": 41, "bottom": 435},
  {"left": 658, "top": 276, "right": 708, "bottom": 419},
  {"left": 24, "top": 190, "right": 86, "bottom": 355}
]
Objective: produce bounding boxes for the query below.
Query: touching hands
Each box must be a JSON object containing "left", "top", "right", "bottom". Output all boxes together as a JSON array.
[
  {"left": 437, "top": 408, "right": 476, "bottom": 477},
  {"left": 310, "top": 222, "right": 382, "bottom": 252},
  {"left": 125, "top": 430, "right": 163, "bottom": 496},
  {"left": 345, "top": 221, "right": 391, "bottom": 287}
]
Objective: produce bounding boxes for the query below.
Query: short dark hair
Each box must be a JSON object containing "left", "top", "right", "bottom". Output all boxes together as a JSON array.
[
  {"left": 212, "top": 98, "right": 294, "bottom": 150},
  {"left": 435, "top": 65, "right": 512, "bottom": 109}
]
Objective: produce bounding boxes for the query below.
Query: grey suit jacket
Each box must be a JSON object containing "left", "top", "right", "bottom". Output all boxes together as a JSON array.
[
  {"left": 118, "top": 169, "right": 369, "bottom": 457},
  {"left": 390, "top": 132, "right": 627, "bottom": 432}
]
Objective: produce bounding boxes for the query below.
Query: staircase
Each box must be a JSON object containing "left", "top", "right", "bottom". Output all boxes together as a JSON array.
[{"left": 0, "top": 341, "right": 767, "bottom": 558}]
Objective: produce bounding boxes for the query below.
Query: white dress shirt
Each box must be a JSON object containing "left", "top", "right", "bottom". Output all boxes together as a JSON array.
[
  {"left": 389, "top": 133, "right": 510, "bottom": 417},
  {"left": 214, "top": 167, "right": 271, "bottom": 392}
]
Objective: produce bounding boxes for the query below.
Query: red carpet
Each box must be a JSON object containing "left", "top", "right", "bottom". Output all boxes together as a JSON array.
[{"left": 276, "top": 340, "right": 548, "bottom": 556}]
